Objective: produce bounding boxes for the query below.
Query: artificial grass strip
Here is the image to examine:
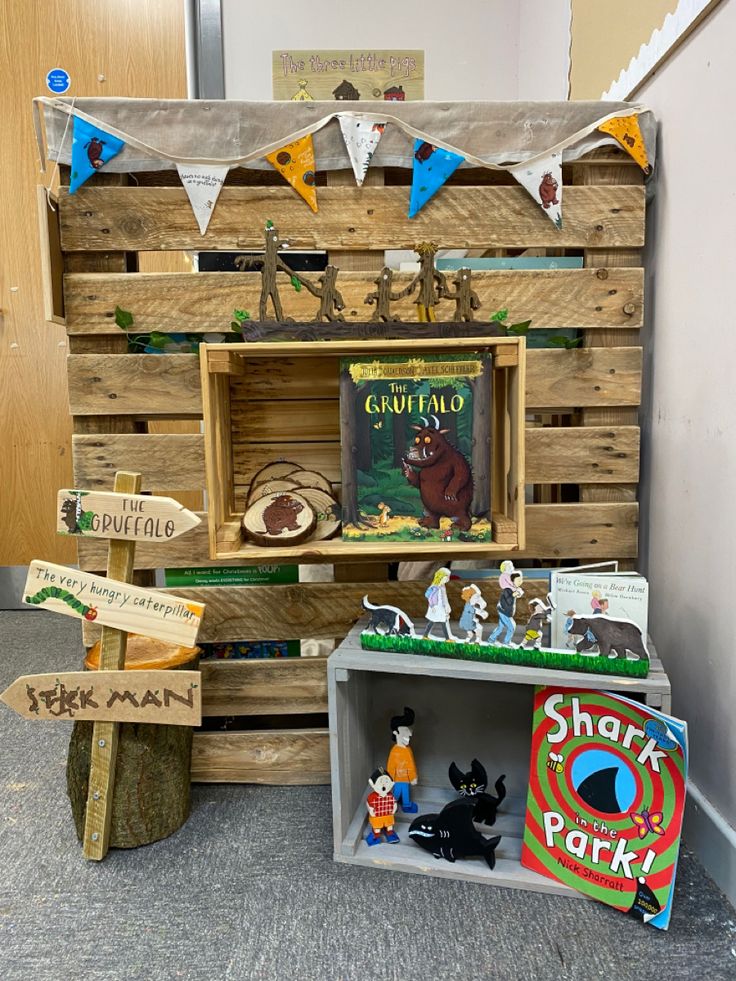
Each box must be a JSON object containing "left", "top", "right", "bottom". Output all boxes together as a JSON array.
[{"left": 360, "top": 631, "right": 649, "bottom": 679}]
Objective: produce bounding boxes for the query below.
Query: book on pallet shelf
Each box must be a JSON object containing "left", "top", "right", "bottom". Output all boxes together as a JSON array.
[
  {"left": 521, "top": 686, "right": 687, "bottom": 930},
  {"left": 340, "top": 353, "right": 492, "bottom": 544},
  {"left": 163, "top": 565, "right": 301, "bottom": 658},
  {"left": 549, "top": 564, "right": 649, "bottom": 656}
]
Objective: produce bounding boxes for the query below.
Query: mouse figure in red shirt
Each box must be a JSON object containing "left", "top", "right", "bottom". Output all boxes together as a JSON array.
[
  {"left": 365, "top": 767, "right": 400, "bottom": 845},
  {"left": 387, "top": 706, "right": 419, "bottom": 814}
]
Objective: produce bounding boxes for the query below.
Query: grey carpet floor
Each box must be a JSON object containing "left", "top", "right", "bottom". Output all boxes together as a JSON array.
[{"left": 0, "top": 611, "right": 734, "bottom": 981}]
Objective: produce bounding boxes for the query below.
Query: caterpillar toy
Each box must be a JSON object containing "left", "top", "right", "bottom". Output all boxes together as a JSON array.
[{"left": 25, "top": 587, "right": 98, "bottom": 621}]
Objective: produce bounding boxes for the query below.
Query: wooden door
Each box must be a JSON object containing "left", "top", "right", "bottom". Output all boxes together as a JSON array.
[{"left": 0, "top": 0, "right": 187, "bottom": 565}]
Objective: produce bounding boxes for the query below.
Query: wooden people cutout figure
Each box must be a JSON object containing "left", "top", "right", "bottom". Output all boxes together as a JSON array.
[
  {"left": 364, "top": 266, "right": 404, "bottom": 322},
  {"left": 234, "top": 222, "right": 295, "bottom": 322},
  {"left": 396, "top": 242, "right": 450, "bottom": 322},
  {"left": 365, "top": 767, "right": 400, "bottom": 845},
  {"left": 386, "top": 706, "right": 418, "bottom": 813},
  {"left": 447, "top": 267, "right": 481, "bottom": 322}
]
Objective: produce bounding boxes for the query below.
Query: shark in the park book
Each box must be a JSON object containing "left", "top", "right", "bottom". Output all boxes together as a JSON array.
[
  {"left": 339, "top": 353, "right": 492, "bottom": 543},
  {"left": 521, "top": 687, "right": 687, "bottom": 929}
]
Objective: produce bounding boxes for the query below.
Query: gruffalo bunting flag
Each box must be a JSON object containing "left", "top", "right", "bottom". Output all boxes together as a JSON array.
[
  {"left": 509, "top": 151, "right": 563, "bottom": 228},
  {"left": 408, "top": 139, "right": 464, "bottom": 218},
  {"left": 266, "top": 134, "right": 318, "bottom": 212},
  {"left": 69, "top": 117, "right": 125, "bottom": 194}
]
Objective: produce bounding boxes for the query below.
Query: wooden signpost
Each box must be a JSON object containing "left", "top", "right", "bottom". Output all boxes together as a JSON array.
[
  {"left": 1, "top": 670, "right": 202, "bottom": 725},
  {"left": 23, "top": 561, "right": 204, "bottom": 647},
  {"left": 2, "top": 471, "right": 206, "bottom": 861},
  {"left": 57, "top": 489, "right": 201, "bottom": 541}
]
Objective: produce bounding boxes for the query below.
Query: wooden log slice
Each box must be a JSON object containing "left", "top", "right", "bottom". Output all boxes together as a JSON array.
[
  {"left": 297, "top": 487, "right": 341, "bottom": 541},
  {"left": 242, "top": 490, "right": 316, "bottom": 547},
  {"left": 282, "top": 469, "right": 333, "bottom": 496},
  {"left": 248, "top": 460, "right": 303, "bottom": 488},
  {"left": 247, "top": 477, "right": 302, "bottom": 507}
]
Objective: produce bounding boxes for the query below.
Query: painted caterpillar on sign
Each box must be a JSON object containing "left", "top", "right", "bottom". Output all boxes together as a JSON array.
[{"left": 25, "top": 587, "right": 99, "bottom": 621}]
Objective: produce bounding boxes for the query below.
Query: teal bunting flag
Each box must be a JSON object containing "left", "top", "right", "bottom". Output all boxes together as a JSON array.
[
  {"left": 408, "top": 140, "right": 464, "bottom": 218},
  {"left": 69, "top": 117, "right": 125, "bottom": 194}
]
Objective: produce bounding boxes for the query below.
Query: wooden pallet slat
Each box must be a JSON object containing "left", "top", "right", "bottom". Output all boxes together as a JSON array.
[
  {"left": 64, "top": 267, "right": 644, "bottom": 332},
  {"left": 191, "top": 729, "right": 330, "bottom": 784},
  {"left": 75, "top": 501, "right": 638, "bottom": 571},
  {"left": 201, "top": 658, "right": 328, "bottom": 716},
  {"left": 67, "top": 347, "right": 642, "bottom": 416},
  {"left": 58, "top": 185, "right": 645, "bottom": 252}
]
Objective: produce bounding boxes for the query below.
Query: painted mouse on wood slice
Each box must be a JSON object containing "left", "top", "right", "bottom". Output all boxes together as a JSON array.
[
  {"left": 448, "top": 759, "right": 506, "bottom": 826},
  {"left": 409, "top": 799, "right": 502, "bottom": 869}
]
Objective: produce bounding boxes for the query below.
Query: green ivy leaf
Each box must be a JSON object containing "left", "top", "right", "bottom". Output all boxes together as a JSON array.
[
  {"left": 147, "top": 332, "right": 169, "bottom": 349},
  {"left": 548, "top": 335, "right": 583, "bottom": 349},
  {"left": 265, "top": 219, "right": 274, "bottom": 229},
  {"left": 115, "top": 306, "right": 134, "bottom": 329},
  {"left": 232, "top": 309, "right": 250, "bottom": 323},
  {"left": 290, "top": 275, "right": 302, "bottom": 292},
  {"left": 505, "top": 321, "right": 531, "bottom": 336},
  {"left": 490, "top": 308, "right": 509, "bottom": 323}
]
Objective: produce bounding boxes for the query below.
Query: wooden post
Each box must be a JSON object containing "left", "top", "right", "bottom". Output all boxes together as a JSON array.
[{"left": 82, "top": 470, "right": 141, "bottom": 861}]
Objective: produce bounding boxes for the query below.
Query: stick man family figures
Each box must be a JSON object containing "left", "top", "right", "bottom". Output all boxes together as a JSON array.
[{"left": 364, "top": 267, "right": 405, "bottom": 322}]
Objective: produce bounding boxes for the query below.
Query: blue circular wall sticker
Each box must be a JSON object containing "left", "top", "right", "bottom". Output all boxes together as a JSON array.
[{"left": 46, "top": 69, "right": 71, "bottom": 94}]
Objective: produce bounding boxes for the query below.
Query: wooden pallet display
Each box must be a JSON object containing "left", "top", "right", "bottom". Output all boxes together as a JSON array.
[{"left": 54, "top": 148, "right": 645, "bottom": 784}]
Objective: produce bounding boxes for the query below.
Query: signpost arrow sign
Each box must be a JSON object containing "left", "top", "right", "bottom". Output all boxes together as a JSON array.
[
  {"left": 1, "top": 670, "right": 202, "bottom": 726},
  {"left": 23, "top": 560, "right": 205, "bottom": 647},
  {"left": 57, "top": 489, "right": 201, "bottom": 541}
]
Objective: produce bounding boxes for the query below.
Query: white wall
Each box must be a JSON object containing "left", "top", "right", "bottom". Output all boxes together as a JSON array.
[
  {"left": 222, "top": 0, "right": 523, "bottom": 101},
  {"left": 637, "top": 0, "right": 736, "bottom": 899},
  {"left": 517, "top": 0, "right": 570, "bottom": 100}
]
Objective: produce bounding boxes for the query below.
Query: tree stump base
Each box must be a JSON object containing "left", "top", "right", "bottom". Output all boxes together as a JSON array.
[{"left": 66, "top": 636, "right": 200, "bottom": 849}]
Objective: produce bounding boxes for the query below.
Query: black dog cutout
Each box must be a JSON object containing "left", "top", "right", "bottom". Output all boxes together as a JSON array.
[
  {"left": 409, "top": 800, "right": 502, "bottom": 869},
  {"left": 448, "top": 759, "right": 506, "bottom": 826}
]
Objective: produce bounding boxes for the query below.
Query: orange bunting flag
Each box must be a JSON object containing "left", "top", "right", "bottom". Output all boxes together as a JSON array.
[
  {"left": 266, "top": 135, "right": 318, "bottom": 212},
  {"left": 598, "top": 115, "right": 651, "bottom": 173}
]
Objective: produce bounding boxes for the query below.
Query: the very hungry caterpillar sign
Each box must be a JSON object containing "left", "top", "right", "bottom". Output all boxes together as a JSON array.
[
  {"left": 23, "top": 561, "right": 204, "bottom": 647},
  {"left": 521, "top": 687, "right": 687, "bottom": 930}
]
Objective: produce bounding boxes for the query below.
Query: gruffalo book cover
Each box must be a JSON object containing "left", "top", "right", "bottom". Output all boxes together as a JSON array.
[{"left": 339, "top": 353, "right": 492, "bottom": 543}]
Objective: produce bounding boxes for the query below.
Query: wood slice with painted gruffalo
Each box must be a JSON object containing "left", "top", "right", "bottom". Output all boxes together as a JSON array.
[
  {"left": 67, "top": 635, "right": 200, "bottom": 849},
  {"left": 242, "top": 490, "right": 316, "bottom": 546}
]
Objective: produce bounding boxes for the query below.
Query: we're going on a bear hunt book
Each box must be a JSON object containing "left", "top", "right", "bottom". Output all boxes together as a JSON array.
[
  {"left": 521, "top": 687, "right": 688, "bottom": 930},
  {"left": 339, "top": 353, "right": 492, "bottom": 543}
]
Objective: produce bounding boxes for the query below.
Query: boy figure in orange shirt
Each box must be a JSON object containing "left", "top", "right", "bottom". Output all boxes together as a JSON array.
[{"left": 386, "top": 706, "right": 418, "bottom": 814}]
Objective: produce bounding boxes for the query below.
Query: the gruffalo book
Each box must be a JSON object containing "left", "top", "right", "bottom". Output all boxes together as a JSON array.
[
  {"left": 339, "top": 353, "right": 492, "bottom": 543},
  {"left": 521, "top": 687, "right": 688, "bottom": 930}
]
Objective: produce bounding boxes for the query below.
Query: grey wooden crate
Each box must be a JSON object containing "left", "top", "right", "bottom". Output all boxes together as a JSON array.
[{"left": 328, "top": 619, "right": 671, "bottom": 895}]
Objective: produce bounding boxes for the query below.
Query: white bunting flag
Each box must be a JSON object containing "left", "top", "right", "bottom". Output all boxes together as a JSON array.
[
  {"left": 176, "top": 163, "right": 230, "bottom": 235},
  {"left": 338, "top": 116, "right": 386, "bottom": 186},
  {"left": 508, "top": 151, "right": 563, "bottom": 229}
]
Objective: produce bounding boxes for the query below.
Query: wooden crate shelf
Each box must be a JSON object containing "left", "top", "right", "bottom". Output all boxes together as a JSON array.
[
  {"left": 200, "top": 337, "right": 526, "bottom": 563},
  {"left": 329, "top": 623, "right": 670, "bottom": 893}
]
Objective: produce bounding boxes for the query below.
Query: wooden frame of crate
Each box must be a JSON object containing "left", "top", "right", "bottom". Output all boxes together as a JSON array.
[
  {"left": 200, "top": 336, "right": 525, "bottom": 562},
  {"left": 52, "top": 142, "right": 645, "bottom": 785}
]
